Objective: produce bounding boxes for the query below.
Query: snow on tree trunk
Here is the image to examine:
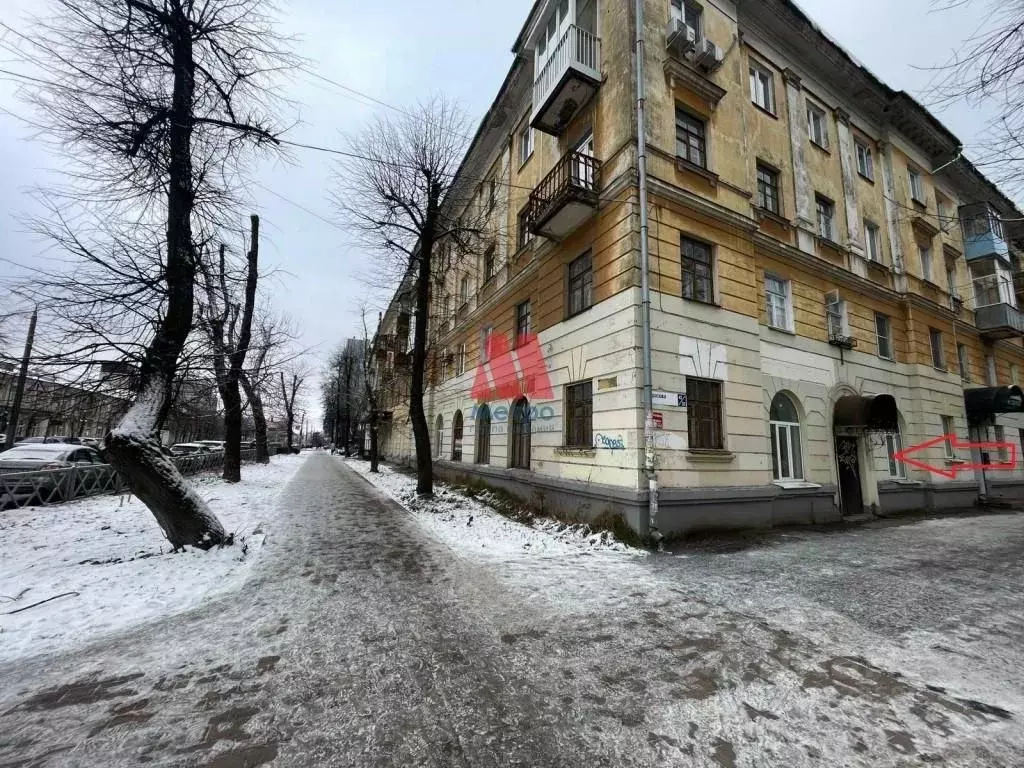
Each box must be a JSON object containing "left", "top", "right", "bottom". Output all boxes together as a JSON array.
[
  {"left": 106, "top": 381, "right": 227, "bottom": 550},
  {"left": 242, "top": 376, "right": 271, "bottom": 464}
]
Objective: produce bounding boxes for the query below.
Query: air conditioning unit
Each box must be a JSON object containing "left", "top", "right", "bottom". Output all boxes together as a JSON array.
[
  {"left": 666, "top": 19, "right": 698, "bottom": 57},
  {"left": 695, "top": 38, "right": 724, "bottom": 72}
]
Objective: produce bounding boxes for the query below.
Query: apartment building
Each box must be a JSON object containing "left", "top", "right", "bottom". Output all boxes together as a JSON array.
[{"left": 373, "top": 0, "right": 1024, "bottom": 537}]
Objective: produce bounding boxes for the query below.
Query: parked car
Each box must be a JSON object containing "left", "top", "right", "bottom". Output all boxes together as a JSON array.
[
  {"left": 170, "top": 443, "right": 214, "bottom": 456},
  {"left": 195, "top": 440, "right": 226, "bottom": 452},
  {"left": 0, "top": 444, "right": 107, "bottom": 508},
  {"left": 15, "top": 436, "right": 83, "bottom": 446}
]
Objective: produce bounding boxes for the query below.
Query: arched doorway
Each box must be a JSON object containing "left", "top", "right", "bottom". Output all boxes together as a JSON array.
[
  {"left": 832, "top": 392, "right": 899, "bottom": 516},
  {"left": 510, "top": 397, "right": 531, "bottom": 469},
  {"left": 451, "top": 410, "right": 464, "bottom": 461},
  {"left": 434, "top": 414, "right": 443, "bottom": 459},
  {"left": 475, "top": 404, "right": 491, "bottom": 464}
]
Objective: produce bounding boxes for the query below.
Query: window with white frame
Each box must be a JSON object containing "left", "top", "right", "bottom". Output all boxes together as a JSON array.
[
  {"left": 886, "top": 431, "right": 907, "bottom": 479},
  {"left": 855, "top": 140, "right": 874, "bottom": 180},
  {"left": 750, "top": 64, "right": 775, "bottom": 114},
  {"left": 480, "top": 325, "right": 493, "bottom": 364},
  {"left": 957, "top": 343, "right": 970, "bottom": 381},
  {"left": 947, "top": 265, "right": 958, "bottom": 298},
  {"left": 770, "top": 392, "right": 803, "bottom": 481},
  {"left": 807, "top": 103, "right": 828, "bottom": 148},
  {"left": 456, "top": 343, "right": 467, "bottom": 376},
  {"left": 816, "top": 194, "right": 835, "bottom": 241},
  {"left": 518, "top": 123, "right": 534, "bottom": 166},
  {"left": 825, "top": 290, "right": 847, "bottom": 339},
  {"left": 459, "top": 275, "right": 470, "bottom": 307},
  {"left": 864, "top": 220, "right": 882, "bottom": 262},
  {"left": 920, "top": 244, "right": 933, "bottom": 282},
  {"left": 875, "top": 312, "right": 893, "bottom": 360},
  {"left": 765, "top": 274, "right": 792, "bottom": 331},
  {"left": 909, "top": 168, "right": 925, "bottom": 204},
  {"left": 942, "top": 415, "right": 956, "bottom": 458}
]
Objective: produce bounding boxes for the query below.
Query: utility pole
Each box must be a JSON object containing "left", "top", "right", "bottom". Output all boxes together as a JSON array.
[{"left": 4, "top": 307, "right": 38, "bottom": 452}]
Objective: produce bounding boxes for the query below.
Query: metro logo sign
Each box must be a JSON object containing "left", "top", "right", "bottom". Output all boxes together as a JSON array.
[{"left": 471, "top": 332, "right": 553, "bottom": 402}]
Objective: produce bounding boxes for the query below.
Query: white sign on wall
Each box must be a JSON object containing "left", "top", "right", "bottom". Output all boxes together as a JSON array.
[{"left": 652, "top": 391, "right": 687, "bottom": 408}]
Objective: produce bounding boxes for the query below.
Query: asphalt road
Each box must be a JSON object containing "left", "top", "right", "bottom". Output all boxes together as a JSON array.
[{"left": 2, "top": 454, "right": 1023, "bottom": 767}]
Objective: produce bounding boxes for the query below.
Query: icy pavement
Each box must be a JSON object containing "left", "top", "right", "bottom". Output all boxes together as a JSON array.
[
  {"left": 0, "top": 454, "right": 306, "bottom": 662},
  {"left": 1, "top": 454, "right": 1023, "bottom": 766}
]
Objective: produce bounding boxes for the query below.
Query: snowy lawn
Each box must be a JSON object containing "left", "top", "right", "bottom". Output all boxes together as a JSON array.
[
  {"left": 0, "top": 454, "right": 305, "bottom": 662},
  {"left": 344, "top": 458, "right": 643, "bottom": 561}
]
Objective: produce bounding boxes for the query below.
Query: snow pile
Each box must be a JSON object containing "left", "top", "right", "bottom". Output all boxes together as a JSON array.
[
  {"left": 344, "top": 459, "right": 643, "bottom": 560},
  {"left": 0, "top": 454, "right": 305, "bottom": 662}
]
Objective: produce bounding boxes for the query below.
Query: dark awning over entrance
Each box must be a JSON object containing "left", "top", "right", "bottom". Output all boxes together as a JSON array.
[
  {"left": 964, "top": 386, "right": 1024, "bottom": 421},
  {"left": 833, "top": 394, "right": 899, "bottom": 431}
]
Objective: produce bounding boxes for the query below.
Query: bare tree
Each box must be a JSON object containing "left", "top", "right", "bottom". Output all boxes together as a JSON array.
[
  {"left": 279, "top": 368, "right": 305, "bottom": 454},
  {"left": 929, "top": 1, "right": 1024, "bottom": 195},
  {"left": 8, "top": 0, "right": 292, "bottom": 549},
  {"left": 240, "top": 310, "right": 297, "bottom": 462},
  {"left": 322, "top": 339, "right": 365, "bottom": 456},
  {"left": 335, "top": 97, "right": 485, "bottom": 496},
  {"left": 199, "top": 215, "right": 259, "bottom": 482}
]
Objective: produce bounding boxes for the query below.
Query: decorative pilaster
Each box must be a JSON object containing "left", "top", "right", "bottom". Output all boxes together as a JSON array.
[
  {"left": 783, "top": 68, "right": 816, "bottom": 254},
  {"left": 879, "top": 137, "right": 908, "bottom": 292},
  {"left": 833, "top": 108, "right": 865, "bottom": 275}
]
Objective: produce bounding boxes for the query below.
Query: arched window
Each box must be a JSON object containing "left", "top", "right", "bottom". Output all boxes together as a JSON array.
[
  {"left": 770, "top": 392, "right": 803, "bottom": 481},
  {"left": 475, "top": 404, "right": 491, "bottom": 465},
  {"left": 451, "top": 410, "right": 464, "bottom": 461},
  {"left": 434, "top": 415, "right": 443, "bottom": 458},
  {"left": 510, "top": 397, "right": 531, "bottom": 469}
]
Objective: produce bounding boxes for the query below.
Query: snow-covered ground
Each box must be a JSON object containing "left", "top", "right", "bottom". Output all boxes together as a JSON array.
[
  {"left": 0, "top": 454, "right": 305, "bottom": 662},
  {"left": 344, "top": 458, "right": 641, "bottom": 561}
]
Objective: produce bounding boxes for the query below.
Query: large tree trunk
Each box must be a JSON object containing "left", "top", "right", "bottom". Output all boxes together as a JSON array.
[
  {"left": 410, "top": 228, "right": 434, "bottom": 496},
  {"left": 105, "top": 6, "right": 226, "bottom": 550},
  {"left": 240, "top": 372, "right": 270, "bottom": 463},
  {"left": 221, "top": 381, "right": 243, "bottom": 482},
  {"left": 369, "top": 411, "right": 379, "bottom": 473}
]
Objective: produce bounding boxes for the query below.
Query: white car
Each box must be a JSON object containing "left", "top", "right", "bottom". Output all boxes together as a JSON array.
[
  {"left": 194, "top": 440, "right": 226, "bottom": 452},
  {"left": 170, "top": 443, "right": 214, "bottom": 456}
]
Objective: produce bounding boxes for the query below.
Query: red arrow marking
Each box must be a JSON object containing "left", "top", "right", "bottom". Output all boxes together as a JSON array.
[{"left": 893, "top": 434, "right": 1018, "bottom": 479}]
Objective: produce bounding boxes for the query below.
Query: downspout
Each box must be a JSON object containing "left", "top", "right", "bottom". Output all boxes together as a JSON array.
[{"left": 635, "top": 0, "right": 660, "bottom": 546}]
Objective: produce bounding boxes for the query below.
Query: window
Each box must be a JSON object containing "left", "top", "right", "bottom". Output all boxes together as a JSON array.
[
  {"left": 687, "top": 378, "right": 723, "bottom": 450},
  {"left": 986, "top": 354, "right": 997, "bottom": 386},
  {"left": 480, "top": 326, "right": 493, "bottom": 364},
  {"left": 671, "top": 0, "right": 703, "bottom": 37},
  {"left": 459, "top": 275, "right": 470, "bottom": 307},
  {"left": 947, "top": 265, "right": 958, "bottom": 299},
  {"left": 681, "top": 236, "right": 714, "bottom": 304},
  {"left": 488, "top": 179, "right": 496, "bottom": 213},
  {"left": 514, "top": 300, "right": 532, "bottom": 348},
  {"left": 565, "top": 380, "right": 593, "bottom": 448},
  {"left": 675, "top": 108, "right": 707, "bottom": 168},
  {"left": 518, "top": 123, "right": 534, "bottom": 166},
  {"left": 864, "top": 220, "right": 882, "bottom": 262},
  {"left": 456, "top": 343, "right": 467, "bottom": 376},
  {"left": 929, "top": 328, "right": 945, "bottom": 370},
  {"left": 825, "top": 291, "right": 847, "bottom": 339},
  {"left": 855, "top": 140, "right": 874, "bottom": 180},
  {"left": 909, "top": 168, "right": 925, "bottom": 204},
  {"left": 434, "top": 415, "right": 444, "bottom": 458},
  {"left": 919, "top": 244, "right": 933, "bottom": 283},
  {"left": 567, "top": 251, "right": 593, "bottom": 317},
  {"left": 816, "top": 195, "right": 835, "bottom": 241},
  {"left": 451, "top": 410, "right": 464, "bottom": 461},
  {"left": 483, "top": 244, "right": 496, "bottom": 282},
  {"left": 516, "top": 205, "right": 532, "bottom": 250},
  {"left": 957, "top": 343, "right": 970, "bottom": 381},
  {"left": 937, "top": 195, "right": 951, "bottom": 232},
  {"left": 750, "top": 65, "right": 775, "bottom": 114},
  {"left": 770, "top": 392, "right": 803, "bottom": 481},
  {"left": 765, "top": 274, "right": 792, "bottom": 331},
  {"left": 475, "top": 404, "right": 491, "bottom": 464},
  {"left": 942, "top": 415, "right": 956, "bottom": 459},
  {"left": 807, "top": 103, "right": 828, "bottom": 148},
  {"left": 875, "top": 313, "right": 893, "bottom": 360},
  {"left": 756, "top": 163, "right": 780, "bottom": 214},
  {"left": 995, "top": 425, "right": 1008, "bottom": 462},
  {"left": 510, "top": 396, "right": 531, "bottom": 469},
  {"left": 1012, "top": 364, "right": 1020, "bottom": 383},
  {"left": 886, "top": 431, "right": 907, "bottom": 479},
  {"left": 440, "top": 347, "right": 449, "bottom": 380}
]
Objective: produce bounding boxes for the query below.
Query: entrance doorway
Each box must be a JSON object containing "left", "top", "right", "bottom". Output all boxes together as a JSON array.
[{"left": 835, "top": 435, "right": 863, "bottom": 516}]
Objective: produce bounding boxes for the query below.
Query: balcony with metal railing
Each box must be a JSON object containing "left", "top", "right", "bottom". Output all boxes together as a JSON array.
[
  {"left": 525, "top": 149, "right": 601, "bottom": 241},
  {"left": 973, "top": 274, "right": 1024, "bottom": 340},
  {"left": 531, "top": 24, "right": 601, "bottom": 136}
]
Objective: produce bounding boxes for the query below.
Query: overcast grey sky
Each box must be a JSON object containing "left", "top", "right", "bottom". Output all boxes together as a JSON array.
[{"left": 0, "top": 0, "right": 1001, "bottom": 427}]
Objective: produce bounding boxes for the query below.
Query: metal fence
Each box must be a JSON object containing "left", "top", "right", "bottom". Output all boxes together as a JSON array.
[{"left": 0, "top": 448, "right": 258, "bottom": 512}]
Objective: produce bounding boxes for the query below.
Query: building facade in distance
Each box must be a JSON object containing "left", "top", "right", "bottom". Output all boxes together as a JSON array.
[{"left": 374, "top": 0, "right": 1024, "bottom": 537}]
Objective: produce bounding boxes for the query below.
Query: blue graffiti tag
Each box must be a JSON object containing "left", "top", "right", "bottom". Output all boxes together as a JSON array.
[{"left": 595, "top": 433, "right": 626, "bottom": 450}]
